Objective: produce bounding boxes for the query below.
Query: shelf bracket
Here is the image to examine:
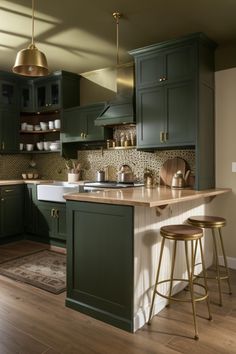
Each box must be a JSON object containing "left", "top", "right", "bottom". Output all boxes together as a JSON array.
[{"left": 155, "top": 204, "right": 169, "bottom": 216}]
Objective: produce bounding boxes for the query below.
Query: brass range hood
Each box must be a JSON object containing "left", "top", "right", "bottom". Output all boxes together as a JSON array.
[
  {"left": 95, "top": 12, "right": 135, "bottom": 127},
  {"left": 95, "top": 62, "right": 135, "bottom": 126}
]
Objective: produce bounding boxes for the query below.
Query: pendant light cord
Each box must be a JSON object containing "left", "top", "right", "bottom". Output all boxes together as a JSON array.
[
  {"left": 31, "top": 0, "right": 35, "bottom": 45},
  {"left": 113, "top": 12, "right": 122, "bottom": 66}
]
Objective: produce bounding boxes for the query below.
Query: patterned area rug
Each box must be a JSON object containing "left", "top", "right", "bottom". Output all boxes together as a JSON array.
[{"left": 0, "top": 250, "right": 66, "bottom": 294}]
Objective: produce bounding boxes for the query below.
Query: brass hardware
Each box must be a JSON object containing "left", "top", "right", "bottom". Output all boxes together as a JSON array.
[
  {"left": 1, "top": 198, "right": 4, "bottom": 201},
  {"left": 160, "top": 131, "right": 164, "bottom": 143},
  {"left": 50, "top": 208, "right": 55, "bottom": 217},
  {"left": 55, "top": 209, "right": 59, "bottom": 218},
  {"left": 4, "top": 189, "right": 14, "bottom": 193},
  {"left": 159, "top": 77, "right": 163, "bottom": 82},
  {"left": 2, "top": 142, "right": 5, "bottom": 150},
  {"left": 164, "top": 132, "right": 168, "bottom": 141},
  {"left": 162, "top": 76, "right": 167, "bottom": 81}
]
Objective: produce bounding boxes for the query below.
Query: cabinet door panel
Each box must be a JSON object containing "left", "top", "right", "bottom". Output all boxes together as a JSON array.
[
  {"left": 0, "top": 186, "right": 23, "bottom": 237},
  {"left": 61, "top": 107, "right": 86, "bottom": 142},
  {"left": 0, "top": 110, "right": 19, "bottom": 152},
  {"left": 136, "top": 87, "right": 165, "bottom": 148},
  {"left": 35, "top": 203, "right": 54, "bottom": 238},
  {"left": 136, "top": 53, "right": 164, "bottom": 87},
  {"left": 165, "top": 45, "right": 195, "bottom": 82},
  {"left": 166, "top": 81, "right": 195, "bottom": 145},
  {"left": 54, "top": 205, "right": 67, "bottom": 240}
]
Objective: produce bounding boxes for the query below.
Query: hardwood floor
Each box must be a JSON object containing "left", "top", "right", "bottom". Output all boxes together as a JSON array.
[{"left": 0, "top": 241, "right": 235, "bottom": 354}]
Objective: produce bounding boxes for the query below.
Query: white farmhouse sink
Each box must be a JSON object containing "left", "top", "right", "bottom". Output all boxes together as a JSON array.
[{"left": 37, "top": 182, "right": 81, "bottom": 202}]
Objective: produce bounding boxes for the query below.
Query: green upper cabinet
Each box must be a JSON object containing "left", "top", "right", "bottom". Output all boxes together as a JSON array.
[
  {"left": 130, "top": 42, "right": 197, "bottom": 149},
  {"left": 20, "top": 79, "right": 35, "bottom": 112},
  {"left": 0, "top": 109, "right": 19, "bottom": 153},
  {"left": 61, "top": 103, "right": 111, "bottom": 143},
  {"left": 130, "top": 33, "right": 216, "bottom": 189},
  {"left": 0, "top": 74, "right": 19, "bottom": 110},
  {"left": 34, "top": 70, "right": 80, "bottom": 112}
]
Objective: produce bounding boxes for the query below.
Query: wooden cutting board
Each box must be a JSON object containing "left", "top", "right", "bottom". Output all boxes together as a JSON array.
[{"left": 159, "top": 157, "right": 190, "bottom": 187}]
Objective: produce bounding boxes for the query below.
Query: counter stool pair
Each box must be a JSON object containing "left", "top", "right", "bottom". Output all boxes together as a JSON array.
[{"left": 148, "top": 215, "right": 232, "bottom": 340}]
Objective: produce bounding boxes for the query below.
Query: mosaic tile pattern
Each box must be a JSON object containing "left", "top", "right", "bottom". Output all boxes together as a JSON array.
[
  {"left": 77, "top": 148, "right": 195, "bottom": 184},
  {"left": 0, "top": 149, "right": 195, "bottom": 184}
]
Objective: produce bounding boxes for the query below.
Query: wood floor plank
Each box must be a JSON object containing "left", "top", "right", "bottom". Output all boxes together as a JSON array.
[{"left": 0, "top": 241, "right": 235, "bottom": 354}]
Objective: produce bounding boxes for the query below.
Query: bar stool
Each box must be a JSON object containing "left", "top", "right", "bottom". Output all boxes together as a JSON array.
[
  {"left": 187, "top": 216, "right": 232, "bottom": 306},
  {"left": 148, "top": 224, "right": 212, "bottom": 340}
]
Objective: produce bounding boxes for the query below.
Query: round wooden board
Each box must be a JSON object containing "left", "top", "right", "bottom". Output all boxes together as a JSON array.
[{"left": 159, "top": 157, "right": 190, "bottom": 187}]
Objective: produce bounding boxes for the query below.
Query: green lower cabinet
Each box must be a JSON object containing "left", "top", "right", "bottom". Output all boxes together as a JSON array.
[
  {"left": 0, "top": 185, "right": 24, "bottom": 238},
  {"left": 66, "top": 201, "right": 134, "bottom": 332},
  {"left": 35, "top": 201, "right": 67, "bottom": 241},
  {"left": 24, "top": 184, "right": 37, "bottom": 234}
]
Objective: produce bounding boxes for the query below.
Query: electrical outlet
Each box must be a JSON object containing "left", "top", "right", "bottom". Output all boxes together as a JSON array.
[{"left": 232, "top": 162, "right": 236, "bottom": 172}]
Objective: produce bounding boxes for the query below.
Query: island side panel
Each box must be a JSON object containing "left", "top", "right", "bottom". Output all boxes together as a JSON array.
[
  {"left": 66, "top": 201, "right": 134, "bottom": 332},
  {"left": 133, "top": 198, "right": 213, "bottom": 332}
]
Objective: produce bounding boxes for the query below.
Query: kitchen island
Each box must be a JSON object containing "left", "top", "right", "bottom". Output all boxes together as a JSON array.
[{"left": 64, "top": 186, "right": 230, "bottom": 332}]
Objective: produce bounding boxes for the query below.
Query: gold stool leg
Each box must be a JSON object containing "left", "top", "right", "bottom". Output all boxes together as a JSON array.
[
  {"left": 199, "top": 238, "right": 212, "bottom": 320},
  {"left": 218, "top": 228, "right": 232, "bottom": 295},
  {"left": 166, "top": 240, "right": 177, "bottom": 307},
  {"left": 212, "top": 228, "right": 223, "bottom": 306},
  {"left": 148, "top": 237, "right": 165, "bottom": 324},
  {"left": 185, "top": 240, "right": 199, "bottom": 340}
]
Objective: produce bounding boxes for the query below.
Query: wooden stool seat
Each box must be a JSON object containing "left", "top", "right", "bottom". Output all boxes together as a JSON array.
[
  {"left": 160, "top": 224, "right": 203, "bottom": 241},
  {"left": 187, "top": 215, "right": 232, "bottom": 306},
  {"left": 188, "top": 215, "right": 226, "bottom": 228},
  {"left": 148, "top": 224, "right": 211, "bottom": 340}
]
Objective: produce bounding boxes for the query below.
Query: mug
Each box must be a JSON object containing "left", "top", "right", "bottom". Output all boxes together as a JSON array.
[
  {"left": 54, "top": 119, "right": 61, "bottom": 129},
  {"left": 49, "top": 121, "right": 54, "bottom": 130}
]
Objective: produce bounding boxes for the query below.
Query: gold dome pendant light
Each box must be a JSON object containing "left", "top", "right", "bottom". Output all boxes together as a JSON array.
[{"left": 12, "top": 0, "right": 49, "bottom": 76}]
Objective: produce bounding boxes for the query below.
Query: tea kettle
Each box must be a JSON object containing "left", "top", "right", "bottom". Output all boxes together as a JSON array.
[
  {"left": 171, "top": 170, "right": 190, "bottom": 189},
  {"left": 117, "top": 164, "right": 134, "bottom": 183}
]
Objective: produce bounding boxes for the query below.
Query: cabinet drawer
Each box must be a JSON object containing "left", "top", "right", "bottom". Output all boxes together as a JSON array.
[{"left": 1, "top": 184, "right": 23, "bottom": 197}]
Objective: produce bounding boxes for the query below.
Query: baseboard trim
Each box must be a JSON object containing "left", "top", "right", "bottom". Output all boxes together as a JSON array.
[{"left": 218, "top": 256, "right": 236, "bottom": 270}]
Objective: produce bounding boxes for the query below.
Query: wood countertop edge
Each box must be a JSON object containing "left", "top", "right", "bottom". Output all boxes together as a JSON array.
[{"left": 64, "top": 187, "right": 231, "bottom": 207}]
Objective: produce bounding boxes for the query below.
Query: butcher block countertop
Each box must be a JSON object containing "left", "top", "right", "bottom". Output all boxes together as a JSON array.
[{"left": 64, "top": 186, "right": 231, "bottom": 208}]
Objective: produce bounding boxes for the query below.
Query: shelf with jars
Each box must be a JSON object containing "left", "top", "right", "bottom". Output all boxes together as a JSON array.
[
  {"left": 106, "top": 125, "right": 136, "bottom": 150},
  {"left": 19, "top": 111, "right": 61, "bottom": 153}
]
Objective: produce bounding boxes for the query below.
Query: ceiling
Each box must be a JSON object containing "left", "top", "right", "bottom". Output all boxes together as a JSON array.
[{"left": 1, "top": 0, "right": 236, "bottom": 75}]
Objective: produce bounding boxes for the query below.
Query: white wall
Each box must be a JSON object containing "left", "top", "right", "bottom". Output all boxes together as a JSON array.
[{"left": 214, "top": 67, "right": 236, "bottom": 266}]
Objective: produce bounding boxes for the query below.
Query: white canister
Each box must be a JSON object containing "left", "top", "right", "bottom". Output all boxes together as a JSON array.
[
  {"left": 68, "top": 173, "right": 79, "bottom": 183},
  {"left": 48, "top": 121, "right": 54, "bottom": 130},
  {"left": 54, "top": 119, "right": 61, "bottom": 129},
  {"left": 21, "top": 122, "right": 27, "bottom": 130}
]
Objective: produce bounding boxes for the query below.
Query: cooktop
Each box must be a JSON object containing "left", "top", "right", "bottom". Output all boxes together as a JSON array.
[{"left": 84, "top": 181, "right": 144, "bottom": 189}]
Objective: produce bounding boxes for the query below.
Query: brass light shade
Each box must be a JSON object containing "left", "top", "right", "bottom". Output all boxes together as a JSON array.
[{"left": 12, "top": 0, "right": 49, "bottom": 76}]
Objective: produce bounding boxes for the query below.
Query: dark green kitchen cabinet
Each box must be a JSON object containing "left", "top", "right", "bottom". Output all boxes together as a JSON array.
[
  {"left": 130, "top": 32, "right": 216, "bottom": 189},
  {"left": 34, "top": 70, "right": 80, "bottom": 112},
  {"left": 0, "top": 73, "right": 19, "bottom": 110},
  {"left": 61, "top": 103, "right": 111, "bottom": 143},
  {"left": 0, "top": 109, "right": 19, "bottom": 153},
  {"left": 20, "top": 79, "right": 35, "bottom": 112},
  {"left": 35, "top": 201, "right": 67, "bottom": 241},
  {"left": 0, "top": 185, "right": 24, "bottom": 238},
  {"left": 66, "top": 201, "right": 134, "bottom": 332}
]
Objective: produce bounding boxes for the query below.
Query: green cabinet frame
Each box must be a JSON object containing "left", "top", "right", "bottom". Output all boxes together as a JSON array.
[
  {"left": 130, "top": 32, "right": 216, "bottom": 189},
  {"left": 66, "top": 201, "right": 134, "bottom": 332}
]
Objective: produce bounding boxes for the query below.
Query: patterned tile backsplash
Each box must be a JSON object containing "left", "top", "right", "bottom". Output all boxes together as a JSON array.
[{"left": 0, "top": 149, "right": 195, "bottom": 184}]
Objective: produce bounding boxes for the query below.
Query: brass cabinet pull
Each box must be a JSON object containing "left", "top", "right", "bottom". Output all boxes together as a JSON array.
[
  {"left": 164, "top": 132, "right": 168, "bottom": 141},
  {"left": 50, "top": 208, "right": 55, "bottom": 217},
  {"left": 55, "top": 209, "right": 59, "bottom": 218},
  {"left": 159, "top": 77, "right": 163, "bottom": 82},
  {"left": 1, "top": 198, "right": 4, "bottom": 202},
  {"left": 162, "top": 76, "right": 167, "bottom": 81},
  {"left": 4, "top": 189, "right": 14, "bottom": 193},
  {"left": 2, "top": 142, "right": 5, "bottom": 150},
  {"left": 160, "top": 131, "right": 164, "bottom": 143},
  {"left": 80, "top": 132, "right": 84, "bottom": 138}
]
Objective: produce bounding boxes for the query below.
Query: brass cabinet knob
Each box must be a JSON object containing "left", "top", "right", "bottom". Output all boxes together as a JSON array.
[{"left": 160, "top": 131, "right": 164, "bottom": 143}]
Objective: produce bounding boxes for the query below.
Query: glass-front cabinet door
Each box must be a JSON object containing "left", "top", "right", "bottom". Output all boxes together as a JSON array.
[
  {"left": 35, "top": 78, "right": 61, "bottom": 112},
  {"left": 0, "top": 80, "right": 18, "bottom": 108}
]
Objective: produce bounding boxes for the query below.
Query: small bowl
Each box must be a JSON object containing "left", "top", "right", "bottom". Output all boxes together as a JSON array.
[
  {"left": 33, "top": 173, "right": 39, "bottom": 179},
  {"left": 27, "top": 173, "right": 33, "bottom": 179},
  {"left": 22, "top": 173, "right": 27, "bottom": 179},
  {"left": 26, "top": 124, "right": 33, "bottom": 131},
  {"left": 34, "top": 125, "right": 41, "bottom": 131},
  {"left": 36, "top": 142, "right": 44, "bottom": 150}
]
